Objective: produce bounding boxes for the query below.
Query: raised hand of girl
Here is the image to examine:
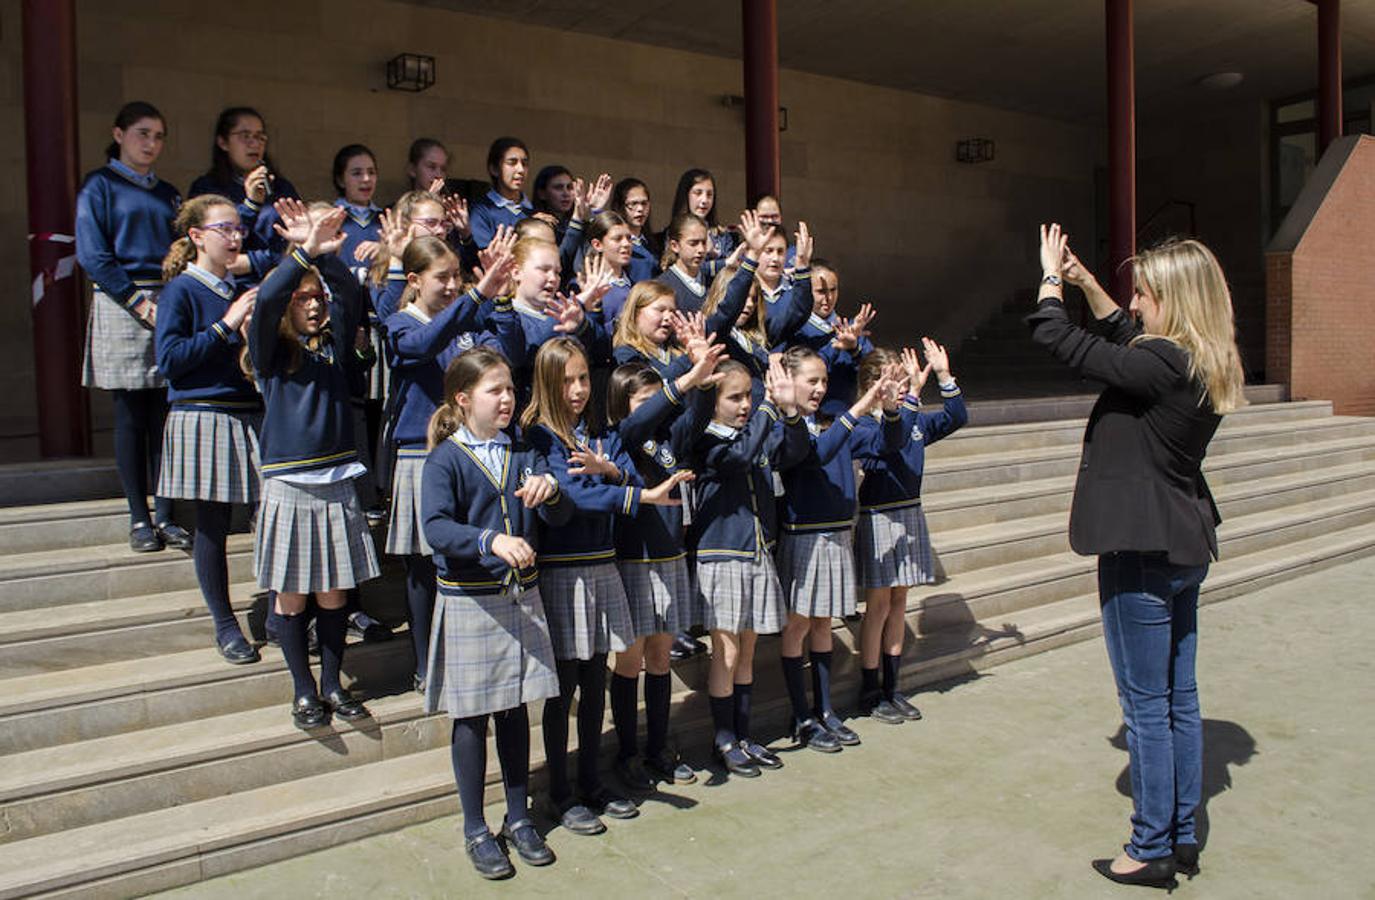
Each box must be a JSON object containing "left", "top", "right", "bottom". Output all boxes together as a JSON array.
[
  {"left": 491, "top": 533, "right": 536, "bottom": 570},
  {"left": 587, "top": 173, "right": 613, "bottom": 212},
  {"left": 514, "top": 472, "right": 558, "bottom": 508},
  {"left": 739, "top": 209, "right": 774, "bottom": 256},
  {"left": 765, "top": 355, "right": 796, "bottom": 415},
  {"left": 921, "top": 336, "right": 951, "bottom": 381},
  {"left": 478, "top": 224, "right": 517, "bottom": 272},
  {"left": 427, "top": 176, "right": 447, "bottom": 196},
  {"left": 879, "top": 362, "right": 907, "bottom": 412},
  {"left": 353, "top": 241, "right": 381, "bottom": 263},
  {"left": 378, "top": 209, "right": 411, "bottom": 261},
  {"left": 641, "top": 470, "right": 695, "bottom": 507},
  {"left": 301, "top": 207, "right": 348, "bottom": 258},
  {"left": 442, "top": 193, "right": 470, "bottom": 238},
  {"left": 794, "top": 221, "right": 813, "bottom": 268},
  {"left": 670, "top": 309, "right": 706, "bottom": 347},
  {"left": 832, "top": 302, "right": 876, "bottom": 352},
  {"left": 474, "top": 247, "right": 516, "bottom": 299},
  {"left": 548, "top": 293, "right": 586, "bottom": 333},
  {"left": 576, "top": 254, "right": 613, "bottom": 311},
  {"left": 271, "top": 197, "right": 312, "bottom": 246},
  {"left": 568, "top": 439, "right": 621, "bottom": 480},
  {"left": 901, "top": 346, "right": 932, "bottom": 396},
  {"left": 680, "top": 339, "right": 726, "bottom": 390},
  {"left": 225, "top": 285, "right": 258, "bottom": 331}
]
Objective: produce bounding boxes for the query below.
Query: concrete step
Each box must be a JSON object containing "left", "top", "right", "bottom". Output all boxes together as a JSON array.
[
  {"left": 956, "top": 383, "right": 1286, "bottom": 427},
  {"left": 0, "top": 459, "right": 122, "bottom": 508}
]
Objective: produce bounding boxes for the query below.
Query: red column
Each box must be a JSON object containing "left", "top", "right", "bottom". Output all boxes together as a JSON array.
[
  {"left": 1106, "top": 0, "right": 1136, "bottom": 306},
  {"left": 1317, "top": 0, "right": 1342, "bottom": 154},
  {"left": 742, "top": 0, "right": 780, "bottom": 205},
  {"left": 23, "top": 0, "right": 90, "bottom": 458}
]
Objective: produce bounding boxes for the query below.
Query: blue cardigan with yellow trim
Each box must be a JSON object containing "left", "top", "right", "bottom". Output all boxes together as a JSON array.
[
  {"left": 857, "top": 385, "right": 969, "bottom": 512},
  {"left": 421, "top": 434, "right": 573, "bottom": 594},
  {"left": 527, "top": 422, "right": 643, "bottom": 567},
  {"left": 778, "top": 410, "right": 904, "bottom": 533}
]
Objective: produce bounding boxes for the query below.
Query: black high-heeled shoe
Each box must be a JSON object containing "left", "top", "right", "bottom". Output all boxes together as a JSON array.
[
  {"left": 1174, "top": 843, "right": 1200, "bottom": 878},
  {"left": 1091, "top": 856, "right": 1177, "bottom": 890}
]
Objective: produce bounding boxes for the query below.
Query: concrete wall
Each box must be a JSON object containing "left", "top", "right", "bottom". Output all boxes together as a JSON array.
[{"left": 0, "top": 0, "right": 1099, "bottom": 454}]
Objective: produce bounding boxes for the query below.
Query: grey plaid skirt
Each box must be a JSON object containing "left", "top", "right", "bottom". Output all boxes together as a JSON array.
[
  {"left": 778, "top": 528, "right": 858, "bottom": 618},
  {"left": 385, "top": 450, "right": 431, "bottom": 555},
  {"left": 425, "top": 584, "right": 560, "bottom": 719},
  {"left": 366, "top": 326, "right": 390, "bottom": 402},
  {"left": 82, "top": 289, "right": 163, "bottom": 390},
  {"left": 857, "top": 503, "right": 937, "bottom": 588},
  {"left": 253, "top": 476, "right": 380, "bottom": 593},
  {"left": 539, "top": 562, "right": 635, "bottom": 660},
  {"left": 617, "top": 557, "right": 696, "bottom": 635},
  {"left": 157, "top": 406, "right": 261, "bottom": 504},
  {"left": 696, "top": 555, "right": 784, "bottom": 635}
]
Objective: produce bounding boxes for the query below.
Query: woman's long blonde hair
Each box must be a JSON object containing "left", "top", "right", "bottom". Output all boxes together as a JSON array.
[
  {"left": 1131, "top": 239, "right": 1247, "bottom": 415},
  {"left": 613, "top": 280, "right": 681, "bottom": 360},
  {"left": 520, "top": 337, "right": 586, "bottom": 448}
]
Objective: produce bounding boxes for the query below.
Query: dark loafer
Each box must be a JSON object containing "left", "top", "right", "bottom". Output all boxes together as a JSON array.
[
  {"left": 551, "top": 797, "right": 606, "bottom": 836},
  {"left": 819, "top": 710, "right": 862, "bottom": 746},
  {"left": 645, "top": 748, "right": 697, "bottom": 785},
  {"left": 348, "top": 611, "right": 392, "bottom": 643},
  {"left": 465, "top": 831, "right": 514, "bottom": 880},
  {"left": 793, "top": 717, "right": 843, "bottom": 753},
  {"left": 669, "top": 631, "right": 705, "bottom": 661},
  {"left": 740, "top": 739, "right": 784, "bottom": 769},
  {"left": 1174, "top": 843, "right": 1200, "bottom": 878},
  {"left": 868, "top": 698, "right": 908, "bottom": 725},
  {"left": 155, "top": 521, "right": 193, "bottom": 550},
  {"left": 715, "top": 742, "right": 760, "bottom": 778},
  {"left": 614, "top": 756, "right": 655, "bottom": 793},
  {"left": 501, "top": 817, "right": 554, "bottom": 866},
  {"left": 291, "top": 694, "right": 328, "bottom": 730},
  {"left": 890, "top": 694, "right": 923, "bottom": 721},
  {"left": 217, "top": 635, "right": 260, "bottom": 665},
  {"left": 129, "top": 523, "right": 162, "bottom": 553},
  {"left": 324, "top": 688, "right": 370, "bottom": 721},
  {"left": 584, "top": 787, "right": 639, "bottom": 820}
]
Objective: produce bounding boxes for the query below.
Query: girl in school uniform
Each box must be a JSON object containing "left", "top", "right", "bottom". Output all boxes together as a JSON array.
[
  {"left": 469, "top": 137, "right": 531, "bottom": 250},
  {"left": 155, "top": 195, "right": 262, "bottom": 664},
  {"left": 406, "top": 138, "right": 449, "bottom": 194},
  {"left": 775, "top": 346, "right": 905, "bottom": 752},
  {"left": 507, "top": 237, "right": 610, "bottom": 398},
  {"left": 420, "top": 346, "right": 569, "bottom": 879},
  {"left": 793, "top": 259, "right": 876, "bottom": 417},
  {"left": 246, "top": 205, "right": 380, "bottom": 728},
  {"left": 332, "top": 144, "right": 382, "bottom": 280},
  {"left": 188, "top": 107, "right": 298, "bottom": 265},
  {"left": 532, "top": 165, "right": 576, "bottom": 232},
  {"left": 611, "top": 281, "right": 689, "bottom": 376},
  {"left": 653, "top": 212, "right": 710, "bottom": 314},
  {"left": 854, "top": 340, "right": 968, "bottom": 723},
  {"left": 667, "top": 168, "right": 736, "bottom": 263},
  {"left": 384, "top": 235, "right": 517, "bottom": 692},
  {"left": 583, "top": 211, "right": 635, "bottom": 324},
  {"left": 687, "top": 357, "right": 807, "bottom": 777},
  {"left": 521, "top": 338, "right": 687, "bottom": 834},
  {"left": 76, "top": 101, "right": 192, "bottom": 554},
  {"left": 610, "top": 178, "right": 660, "bottom": 285},
  {"left": 605, "top": 347, "right": 722, "bottom": 789},
  {"left": 370, "top": 190, "right": 453, "bottom": 323}
]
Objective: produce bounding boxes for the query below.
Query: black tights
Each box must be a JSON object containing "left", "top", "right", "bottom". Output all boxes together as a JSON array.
[
  {"left": 543, "top": 655, "right": 608, "bottom": 802},
  {"left": 403, "top": 555, "right": 436, "bottom": 679},
  {"left": 193, "top": 501, "right": 242, "bottom": 645},
  {"left": 111, "top": 389, "right": 171, "bottom": 526},
  {"left": 451, "top": 707, "right": 532, "bottom": 838}
]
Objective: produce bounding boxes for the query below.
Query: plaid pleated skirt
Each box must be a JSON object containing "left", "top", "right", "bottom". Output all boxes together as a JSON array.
[
  {"left": 365, "top": 326, "right": 390, "bottom": 402},
  {"left": 253, "top": 476, "right": 381, "bottom": 593},
  {"left": 616, "top": 557, "right": 696, "bottom": 636},
  {"left": 778, "top": 528, "right": 859, "bottom": 618},
  {"left": 157, "top": 406, "right": 262, "bottom": 504},
  {"left": 696, "top": 555, "right": 784, "bottom": 635},
  {"left": 82, "top": 289, "right": 163, "bottom": 390},
  {"left": 385, "top": 450, "right": 431, "bottom": 555},
  {"left": 425, "top": 584, "right": 560, "bottom": 719},
  {"left": 857, "top": 503, "right": 937, "bottom": 588},
  {"left": 539, "top": 562, "right": 636, "bottom": 660}
]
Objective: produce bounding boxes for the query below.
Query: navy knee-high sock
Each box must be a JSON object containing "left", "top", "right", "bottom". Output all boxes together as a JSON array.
[
  {"left": 193, "top": 501, "right": 241, "bottom": 645},
  {"left": 609, "top": 672, "right": 639, "bottom": 761},
  {"left": 860, "top": 666, "right": 881, "bottom": 701},
  {"left": 142, "top": 390, "right": 172, "bottom": 524},
  {"left": 781, "top": 655, "right": 811, "bottom": 723},
  {"left": 316, "top": 605, "right": 348, "bottom": 696},
  {"left": 576, "top": 655, "right": 608, "bottom": 794},
  {"left": 733, "top": 682, "right": 754, "bottom": 742},
  {"left": 494, "top": 706, "right": 531, "bottom": 823},
  {"left": 643, "top": 672, "right": 672, "bottom": 758},
  {"left": 403, "top": 555, "right": 436, "bottom": 678},
  {"left": 881, "top": 652, "right": 902, "bottom": 701},
  {"left": 710, "top": 693, "right": 735, "bottom": 749},
  {"left": 810, "top": 649, "right": 835, "bottom": 717},
  {"left": 451, "top": 716, "right": 490, "bottom": 838},
  {"left": 276, "top": 612, "right": 317, "bottom": 700},
  {"left": 111, "top": 390, "right": 153, "bottom": 525},
  {"left": 543, "top": 660, "right": 579, "bottom": 802}
]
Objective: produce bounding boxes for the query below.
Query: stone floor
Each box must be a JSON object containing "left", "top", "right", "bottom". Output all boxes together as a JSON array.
[{"left": 162, "top": 554, "right": 1375, "bottom": 899}]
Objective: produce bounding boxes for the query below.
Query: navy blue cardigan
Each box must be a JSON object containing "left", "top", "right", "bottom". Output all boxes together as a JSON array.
[
  {"left": 527, "top": 423, "right": 643, "bottom": 567},
  {"left": 779, "top": 410, "right": 905, "bottom": 533},
  {"left": 857, "top": 385, "right": 969, "bottom": 512}
]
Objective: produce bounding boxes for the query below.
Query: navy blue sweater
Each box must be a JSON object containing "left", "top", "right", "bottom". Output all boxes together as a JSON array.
[
  {"left": 794, "top": 311, "right": 875, "bottom": 417},
  {"left": 527, "top": 423, "right": 643, "bottom": 567},
  {"left": 705, "top": 258, "right": 812, "bottom": 402},
  {"left": 778, "top": 410, "right": 903, "bottom": 533},
  {"left": 155, "top": 267, "right": 259, "bottom": 407},
  {"left": 611, "top": 343, "right": 694, "bottom": 382},
  {"left": 422, "top": 435, "right": 573, "bottom": 595},
  {"left": 653, "top": 266, "right": 708, "bottom": 315},
  {"left": 335, "top": 201, "right": 381, "bottom": 284},
  {"left": 857, "top": 385, "right": 969, "bottom": 511},
  {"left": 189, "top": 171, "right": 299, "bottom": 263},
  {"left": 470, "top": 190, "right": 530, "bottom": 249},
  {"left": 511, "top": 301, "right": 610, "bottom": 397},
  {"left": 249, "top": 249, "right": 364, "bottom": 477},
  {"left": 75, "top": 163, "right": 180, "bottom": 305}
]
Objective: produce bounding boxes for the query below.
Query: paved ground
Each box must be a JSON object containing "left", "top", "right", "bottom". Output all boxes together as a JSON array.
[{"left": 164, "top": 556, "right": 1375, "bottom": 899}]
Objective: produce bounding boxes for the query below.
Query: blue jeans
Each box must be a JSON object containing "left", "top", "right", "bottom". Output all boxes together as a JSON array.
[{"left": 1098, "top": 551, "right": 1207, "bottom": 861}]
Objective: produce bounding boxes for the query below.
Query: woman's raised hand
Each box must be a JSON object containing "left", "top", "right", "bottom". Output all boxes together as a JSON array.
[
  {"left": 576, "top": 254, "right": 613, "bottom": 311},
  {"left": 474, "top": 247, "right": 516, "bottom": 300},
  {"left": 378, "top": 209, "right": 411, "bottom": 261},
  {"left": 765, "top": 355, "right": 796, "bottom": 414},
  {"left": 1039, "top": 223, "right": 1068, "bottom": 278},
  {"left": 901, "top": 346, "right": 930, "bottom": 396},
  {"left": 832, "top": 302, "right": 876, "bottom": 352}
]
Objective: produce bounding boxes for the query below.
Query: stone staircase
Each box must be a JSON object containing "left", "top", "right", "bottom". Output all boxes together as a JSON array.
[{"left": 2, "top": 391, "right": 1374, "bottom": 898}]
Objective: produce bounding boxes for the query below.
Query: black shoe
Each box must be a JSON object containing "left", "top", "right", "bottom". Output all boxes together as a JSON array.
[
  {"left": 793, "top": 717, "right": 843, "bottom": 753},
  {"left": 1174, "top": 843, "right": 1200, "bottom": 878},
  {"left": 669, "top": 631, "right": 705, "bottom": 661},
  {"left": 550, "top": 797, "right": 606, "bottom": 835},
  {"left": 890, "top": 694, "right": 923, "bottom": 721},
  {"left": 129, "top": 523, "right": 162, "bottom": 553},
  {"left": 155, "top": 521, "right": 193, "bottom": 550},
  {"left": 740, "top": 739, "right": 784, "bottom": 769},
  {"left": 645, "top": 748, "right": 697, "bottom": 785},
  {"left": 864, "top": 697, "right": 907, "bottom": 725},
  {"left": 1091, "top": 857, "right": 1177, "bottom": 889},
  {"left": 819, "top": 710, "right": 861, "bottom": 746},
  {"left": 324, "top": 688, "right": 370, "bottom": 721},
  {"left": 583, "top": 786, "right": 639, "bottom": 820},
  {"left": 614, "top": 756, "right": 656, "bottom": 793},
  {"left": 291, "top": 694, "right": 328, "bottom": 729},
  {"left": 501, "top": 817, "right": 554, "bottom": 866},
  {"left": 217, "top": 635, "right": 260, "bottom": 665},
  {"left": 714, "top": 742, "right": 761, "bottom": 778},
  {"left": 347, "top": 611, "right": 392, "bottom": 643},
  {"left": 465, "top": 831, "right": 514, "bottom": 880}
]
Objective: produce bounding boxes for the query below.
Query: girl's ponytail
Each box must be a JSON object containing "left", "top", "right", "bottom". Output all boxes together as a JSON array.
[
  {"left": 426, "top": 400, "right": 461, "bottom": 450},
  {"left": 161, "top": 236, "right": 196, "bottom": 282}
]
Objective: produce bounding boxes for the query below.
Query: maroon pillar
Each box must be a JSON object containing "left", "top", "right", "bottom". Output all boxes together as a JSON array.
[
  {"left": 742, "top": 0, "right": 780, "bottom": 205},
  {"left": 1106, "top": 0, "right": 1136, "bottom": 306},
  {"left": 22, "top": 0, "right": 89, "bottom": 458},
  {"left": 1317, "top": 0, "right": 1342, "bottom": 154}
]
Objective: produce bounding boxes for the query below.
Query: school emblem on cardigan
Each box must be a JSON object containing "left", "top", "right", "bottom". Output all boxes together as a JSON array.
[
  {"left": 911, "top": 424, "right": 924, "bottom": 443},
  {"left": 456, "top": 333, "right": 475, "bottom": 351}
]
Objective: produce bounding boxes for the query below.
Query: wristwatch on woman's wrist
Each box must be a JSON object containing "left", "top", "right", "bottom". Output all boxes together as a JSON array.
[{"left": 1041, "top": 273, "right": 1062, "bottom": 286}]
